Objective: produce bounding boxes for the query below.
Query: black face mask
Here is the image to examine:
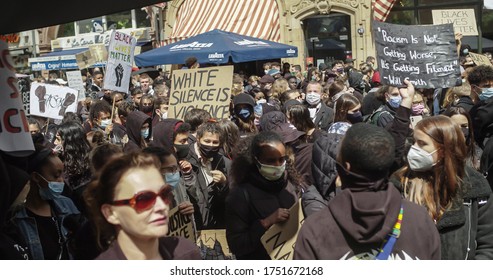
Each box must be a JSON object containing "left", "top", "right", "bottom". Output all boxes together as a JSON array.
[
  {"left": 347, "top": 111, "right": 363, "bottom": 124},
  {"left": 141, "top": 105, "right": 153, "bottom": 113},
  {"left": 174, "top": 144, "right": 189, "bottom": 160},
  {"left": 31, "top": 132, "right": 45, "bottom": 144},
  {"left": 199, "top": 144, "right": 220, "bottom": 159}
]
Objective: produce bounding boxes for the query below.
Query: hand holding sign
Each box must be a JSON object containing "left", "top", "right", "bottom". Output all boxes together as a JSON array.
[
  {"left": 178, "top": 201, "right": 194, "bottom": 215},
  {"left": 35, "top": 85, "right": 47, "bottom": 112},
  {"left": 59, "top": 92, "right": 76, "bottom": 116},
  {"left": 260, "top": 208, "right": 290, "bottom": 229}
]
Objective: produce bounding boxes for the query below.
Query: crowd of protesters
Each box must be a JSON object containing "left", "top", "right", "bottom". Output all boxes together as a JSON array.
[{"left": 2, "top": 33, "right": 493, "bottom": 260}]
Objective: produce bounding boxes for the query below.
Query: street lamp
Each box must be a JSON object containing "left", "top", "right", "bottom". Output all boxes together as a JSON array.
[{"left": 310, "top": 37, "right": 319, "bottom": 66}]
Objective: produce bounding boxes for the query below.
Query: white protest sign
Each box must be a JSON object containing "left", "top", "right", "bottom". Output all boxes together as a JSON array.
[
  {"left": 29, "top": 83, "right": 78, "bottom": 120},
  {"left": 0, "top": 41, "right": 34, "bottom": 156},
  {"left": 468, "top": 52, "right": 493, "bottom": 66},
  {"left": 104, "top": 30, "right": 136, "bottom": 93},
  {"left": 66, "top": 71, "right": 86, "bottom": 100},
  {"left": 167, "top": 206, "right": 196, "bottom": 243},
  {"left": 75, "top": 50, "right": 96, "bottom": 69},
  {"left": 261, "top": 199, "right": 305, "bottom": 260},
  {"left": 169, "top": 65, "right": 233, "bottom": 120},
  {"left": 432, "top": 9, "right": 478, "bottom": 36}
]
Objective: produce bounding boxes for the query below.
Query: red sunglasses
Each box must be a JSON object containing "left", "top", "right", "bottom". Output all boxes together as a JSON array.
[{"left": 111, "top": 185, "right": 173, "bottom": 213}]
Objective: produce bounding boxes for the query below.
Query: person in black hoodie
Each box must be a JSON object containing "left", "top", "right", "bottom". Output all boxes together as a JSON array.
[
  {"left": 123, "top": 111, "right": 152, "bottom": 153},
  {"left": 294, "top": 123, "right": 441, "bottom": 260}
]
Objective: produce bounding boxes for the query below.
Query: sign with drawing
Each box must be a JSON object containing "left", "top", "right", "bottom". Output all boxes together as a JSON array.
[
  {"left": 104, "top": 30, "right": 136, "bottom": 93},
  {"left": 29, "top": 83, "right": 78, "bottom": 120}
]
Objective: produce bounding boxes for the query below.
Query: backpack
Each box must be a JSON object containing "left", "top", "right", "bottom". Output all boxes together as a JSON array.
[{"left": 363, "top": 105, "right": 390, "bottom": 125}]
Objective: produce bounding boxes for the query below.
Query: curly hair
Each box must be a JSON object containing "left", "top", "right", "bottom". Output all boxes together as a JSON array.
[
  {"left": 57, "top": 121, "right": 92, "bottom": 180},
  {"left": 467, "top": 65, "right": 493, "bottom": 86}
]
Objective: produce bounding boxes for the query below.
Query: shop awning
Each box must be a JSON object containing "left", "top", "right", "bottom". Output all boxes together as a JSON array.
[
  {"left": 165, "top": 0, "right": 280, "bottom": 45},
  {"left": 28, "top": 48, "right": 106, "bottom": 71}
]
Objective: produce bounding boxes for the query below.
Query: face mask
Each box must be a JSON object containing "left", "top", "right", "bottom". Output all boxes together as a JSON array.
[
  {"left": 306, "top": 92, "right": 321, "bottom": 106},
  {"left": 174, "top": 144, "right": 189, "bottom": 160},
  {"left": 346, "top": 111, "right": 363, "bottom": 124},
  {"left": 165, "top": 171, "right": 181, "bottom": 189},
  {"left": 141, "top": 128, "right": 150, "bottom": 139},
  {"left": 141, "top": 105, "right": 153, "bottom": 113},
  {"left": 53, "top": 144, "right": 63, "bottom": 154},
  {"left": 37, "top": 173, "right": 64, "bottom": 201},
  {"left": 388, "top": 95, "right": 402, "bottom": 108},
  {"left": 237, "top": 108, "right": 252, "bottom": 120},
  {"left": 199, "top": 144, "right": 220, "bottom": 159},
  {"left": 100, "top": 119, "right": 111, "bottom": 129},
  {"left": 161, "top": 111, "right": 168, "bottom": 120},
  {"left": 463, "top": 49, "right": 469, "bottom": 55},
  {"left": 407, "top": 145, "right": 438, "bottom": 172},
  {"left": 412, "top": 104, "right": 425, "bottom": 115},
  {"left": 257, "top": 160, "right": 286, "bottom": 181},
  {"left": 480, "top": 88, "right": 493, "bottom": 101},
  {"left": 256, "top": 99, "right": 267, "bottom": 104},
  {"left": 337, "top": 68, "right": 344, "bottom": 74},
  {"left": 461, "top": 127, "right": 470, "bottom": 142},
  {"left": 31, "top": 132, "right": 44, "bottom": 144},
  {"left": 264, "top": 70, "right": 269, "bottom": 74}
]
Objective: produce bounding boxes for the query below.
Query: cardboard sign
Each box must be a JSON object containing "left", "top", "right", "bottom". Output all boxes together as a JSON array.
[
  {"left": 65, "top": 71, "right": 86, "bottom": 100},
  {"left": 0, "top": 41, "right": 34, "bottom": 156},
  {"left": 89, "top": 44, "right": 108, "bottom": 66},
  {"left": 469, "top": 52, "right": 493, "bottom": 66},
  {"left": 260, "top": 199, "right": 305, "bottom": 260},
  {"left": 75, "top": 50, "right": 96, "bottom": 69},
  {"left": 432, "top": 9, "right": 478, "bottom": 36},
  {"left": 104, "top": 30, "right": 136, "bottom": 93},
  {"left": 196, "top": 229, "right": 234, "bottom": 260},
  {"left": 167, "top": 206, "right": 196, "bottom": 243},
  {"left": 373, "top": 21, "right": 461, "bottom": 89},
  {"left": 169, "top": 65, "right": 232, "bottom": 120},
  {"left": 29, "top": 82, "right": 78, "bottom": 120}
]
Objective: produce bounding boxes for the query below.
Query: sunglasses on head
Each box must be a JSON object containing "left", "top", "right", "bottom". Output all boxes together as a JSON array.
[{"left": 111, "top": 185, "right": 173, "bottom": 213}]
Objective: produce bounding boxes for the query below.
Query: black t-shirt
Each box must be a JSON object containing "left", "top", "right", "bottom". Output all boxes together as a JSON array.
[{"left": 26, "top": 209, "right": 68, "bottom": 260}]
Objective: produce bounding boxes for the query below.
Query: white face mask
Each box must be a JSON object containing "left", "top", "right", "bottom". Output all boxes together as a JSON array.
[
  {"left": 407, "top": 145, "right": 438, "bottom": 171},
  {"left": 306, "top": 92, "right": 321, "bottom": 106},
  {"left": 161, "top": 111, "right": 168, "bottom": 120},
  {"left": 100, "top": 119, "right": 111, "bottom": 129},
  {"left": 257, "top": 160, "right": 286, "bottom": 181}
]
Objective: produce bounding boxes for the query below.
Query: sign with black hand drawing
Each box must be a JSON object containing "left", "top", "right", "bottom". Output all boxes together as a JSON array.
[
  {"left": 104, "top": 30, "right": 136, "bottom": 93},
  {"left": 0, "top": 41, "right": 34, "bottom": 156},
  {"left": 29, "top": 83, "right": 78, "bottom": 120},
  {"left": 373, "top": 21, "right": 461, "bottom": 89}
]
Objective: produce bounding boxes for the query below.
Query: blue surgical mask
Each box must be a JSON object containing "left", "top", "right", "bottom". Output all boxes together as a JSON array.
[
  {"left": 388, "top": 95, "right": 402, "bottom": 108},
  {"left": 480, "top": 88, "right": 493, "bottom": 101},
  {"left": 165, "top": 172, "right": 181, "bottom": 189},
  {"left": 237, "top": 108, "right": 252, "bottom": 120},
  {"left": 141, "top": 127, "right": 150, "bottom": 139},
  {"left": 37, "top": 173, "right": 64, "bottom": 201},
  {"left": 100, "top": 119, "right": 111, "bottom": 129}
]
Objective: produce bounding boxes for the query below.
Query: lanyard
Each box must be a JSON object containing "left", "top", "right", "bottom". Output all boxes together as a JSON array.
[{"left": 376, "top": 205, "right": 403, "bottom": 260}]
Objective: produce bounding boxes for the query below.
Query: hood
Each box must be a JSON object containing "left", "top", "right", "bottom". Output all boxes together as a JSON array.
[
  {"left": 151, "top": 118, "right": 183, "bottom": 151},
  {"left": 328, "top": 180, "right": 402, "bottom": 244},
  {"left": 125, "top": 111, "right": 151, "bottom": 144}
]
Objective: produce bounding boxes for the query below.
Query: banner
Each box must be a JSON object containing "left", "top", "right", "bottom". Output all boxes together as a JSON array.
[
  {"left": 432, "top": 9, "right": 478, "bottom": 36},
  {"left": 75, "top": 50, "right": 96, "bottom": 69},
  {"left": 0, "top": 41, "right": 34, "bottom": 156},
  {"left": 260, "top": 200, "right": 305, "bottom": 260},
  {"left": 29, "top": 83, "right": 78, "bottom": 120},
  {"left": 196, "top": 230, "right": 234, "bottom": 260},
  {"left": 468, "top": 52, "right": 493, "bottom": 66},
  {"left": 167, "top": 206, "right": 196, "bottom": 243},
  {"left": 66, "top": 71, "right": 86, "bottom": 101},
  {"left": 104, "top": 30, "right": 136, "bottom": 93},
  {"left": 373, "top": 21, "right": 461, "bottom": 88},
  {"left": 169, "top": 65, "right": 232, "bottom": 120}
]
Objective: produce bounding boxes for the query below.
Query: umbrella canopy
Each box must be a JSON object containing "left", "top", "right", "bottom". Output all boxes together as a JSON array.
[{"left": 135, "top": 29, "right": 298, "bottom": 67}]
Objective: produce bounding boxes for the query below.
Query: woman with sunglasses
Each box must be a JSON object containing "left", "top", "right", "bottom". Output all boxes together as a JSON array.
[
  {"left": 85, "top": 153, "right": 200, "bottom": 260},
  {"left": 226, "top": 132, "right": 299, "bottom": 259}
]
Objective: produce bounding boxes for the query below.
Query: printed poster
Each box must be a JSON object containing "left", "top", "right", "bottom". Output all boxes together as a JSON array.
[{"left": 104, "top": 30, "right": 136, "bottom": 93}]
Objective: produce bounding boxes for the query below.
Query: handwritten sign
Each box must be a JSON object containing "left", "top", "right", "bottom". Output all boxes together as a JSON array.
[
  {"left": 66, "top": 71, "right": 86, "bottom": 101},
  {"left": 196, "top": 230, "right": 234, "bottom": 260},
  {"left": 469, "top": 52, "right": 493, "bottom": 66},
  {"left": 169, "top": 66, "right": 232, "bottom": 120},
  {"left": 167, "top": 206, "right": 196, "bottom": 243},
  {"left": 75, "top": 50, "right": 96, "bottom": 69},
  {"left": 432, "top": 9, "right": 478, "bottom": 36},
  {"left": 261, "top": 199, "right": 304, "bottom": 260},
  {"left": 89, "top": 44, "right": 108, "bottom": 66},
  {"left": 104, "top": 30, "right": 136, "bottom": 93},
  {"left": 373, "top": 21, "right": 461, "bottom": 89},
  {"left": 0, "top": 41, "right": 34, "bottom": 156},
  {"left": 29, "top": 83, "right": 78, "bottom": 120}
]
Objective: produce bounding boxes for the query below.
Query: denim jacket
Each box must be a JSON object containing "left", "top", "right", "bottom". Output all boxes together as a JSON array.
[{"left": 12, "top": 196, "right": 81, "bottom": 260}]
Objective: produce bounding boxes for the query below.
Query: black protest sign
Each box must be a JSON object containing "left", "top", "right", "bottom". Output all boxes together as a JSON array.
[
  {"left": 169, "top": 66, "right": 232, "bottom": 120},
  {"left": 373, "top": 21, "right": 461, "bottom": 89}
]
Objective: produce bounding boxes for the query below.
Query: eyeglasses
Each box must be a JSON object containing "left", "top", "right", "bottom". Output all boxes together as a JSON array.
[{"left": 111, "top": 185, "right": 173, "bottom": 213}]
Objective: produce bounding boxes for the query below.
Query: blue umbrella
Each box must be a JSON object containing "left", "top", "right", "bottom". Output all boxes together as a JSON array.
[{"left": 135, "top": 29, "right": 298, "bottom": 67}]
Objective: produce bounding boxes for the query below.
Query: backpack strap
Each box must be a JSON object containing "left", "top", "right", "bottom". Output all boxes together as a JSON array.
[{"left": 376, "top": 204, "right": 403, "bottom": 260}]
